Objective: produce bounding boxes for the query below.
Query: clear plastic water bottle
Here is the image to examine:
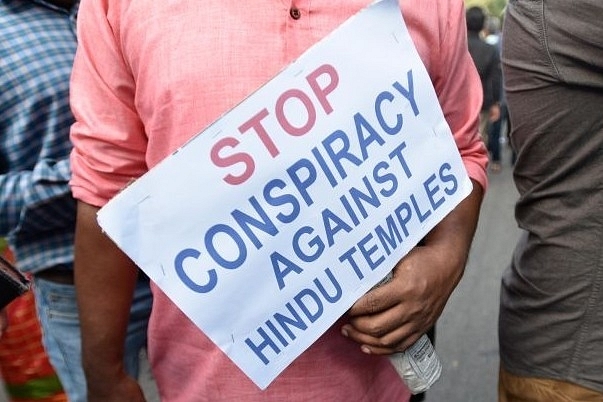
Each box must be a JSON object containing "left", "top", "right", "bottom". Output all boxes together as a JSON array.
[
  {"left": 373, "top": 272, "right": 442, "bottom": 394},
  {"left": 389, "top": 333, "right": 442, "bottom": 394}
]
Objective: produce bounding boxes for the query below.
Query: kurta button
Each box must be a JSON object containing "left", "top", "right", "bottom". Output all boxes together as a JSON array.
[{"left": 290, "top": 7, "right": 301, "bottom": 20}]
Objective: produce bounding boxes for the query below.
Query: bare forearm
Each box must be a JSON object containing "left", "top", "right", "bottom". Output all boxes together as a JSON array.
[
  {"left": 74, "top": 201, "right": 139, "bottom": 382},
  {"left": 422, "top": 178, "right": 484, "bottom": 287}
]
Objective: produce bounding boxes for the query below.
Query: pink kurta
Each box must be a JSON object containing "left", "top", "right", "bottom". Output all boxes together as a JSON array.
[{"left": 70, "top": 1, "right": 487, "bottom": 400}]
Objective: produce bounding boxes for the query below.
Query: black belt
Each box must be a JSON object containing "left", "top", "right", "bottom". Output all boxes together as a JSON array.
[
  {"left": 36, "top": 265, "right": 150, "bottom": 285},
  {"left": 36, "top": 264, "right": 74, "bottom": 284}
]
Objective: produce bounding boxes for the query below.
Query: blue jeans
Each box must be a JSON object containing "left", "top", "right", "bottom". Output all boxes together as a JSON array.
[{"left": 33, "top": 275, "right": 152, "bottom": 402}]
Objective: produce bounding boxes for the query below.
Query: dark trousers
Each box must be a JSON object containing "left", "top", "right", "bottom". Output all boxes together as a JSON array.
[
  {"left": 499, "top": 0, "right": 603, "bottom": 393},
  {"left": 487, "top": 103, "right": 507, "bottom": 164}
]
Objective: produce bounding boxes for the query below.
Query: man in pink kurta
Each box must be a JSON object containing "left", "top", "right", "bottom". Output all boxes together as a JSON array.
[{"left": 69, "top": 1, "right": 488, "bottom": 401}]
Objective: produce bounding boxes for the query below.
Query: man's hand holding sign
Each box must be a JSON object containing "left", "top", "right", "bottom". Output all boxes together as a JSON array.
[
  {"left": 347, "top": 170, "right": 483, "bottom": 349},
  {"left": 345, "top": 177, "right": 483, "bottom": 384},
  {"left": 71, "top": 0, "right": 487, "bottom": 399}
]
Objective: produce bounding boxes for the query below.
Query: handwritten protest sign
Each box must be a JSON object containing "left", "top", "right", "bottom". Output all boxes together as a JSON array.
[{"left": 97, "top": 0, "right": 473, "bottom": 390}]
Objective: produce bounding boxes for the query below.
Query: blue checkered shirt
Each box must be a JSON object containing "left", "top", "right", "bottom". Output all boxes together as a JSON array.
[{"left": 0, "top": 0, "right": 78, "bottom": 273}]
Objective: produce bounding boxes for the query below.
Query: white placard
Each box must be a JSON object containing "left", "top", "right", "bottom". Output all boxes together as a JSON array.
[{"left": 98, "top": 0, "right": 472, "bottom": 390}]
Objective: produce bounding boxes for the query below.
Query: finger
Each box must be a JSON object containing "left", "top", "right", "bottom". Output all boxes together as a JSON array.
[
  {"left": 341, "top": 321, "right": 419, "bottom": 355},
  {"left": 348, "top": 281, "right": 400, "bottom": 317},
  {"left": 347, "top": 310, "right": 396, "bottom": 339},
  {"left": 344, "top": 306, "right": 414, "bottom": 343}
]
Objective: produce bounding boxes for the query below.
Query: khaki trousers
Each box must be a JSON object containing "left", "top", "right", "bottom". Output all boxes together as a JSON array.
[{"left": 499, "top": 365, "right": 603, "bottom": 402}]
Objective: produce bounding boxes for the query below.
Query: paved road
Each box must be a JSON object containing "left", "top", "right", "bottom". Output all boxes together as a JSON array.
[{"left": 0, "top": 149, "right": 519, "bottom": 402}]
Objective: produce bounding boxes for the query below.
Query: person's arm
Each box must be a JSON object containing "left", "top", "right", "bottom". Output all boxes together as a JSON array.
[
  {"left": 1, "top": 40, "right": 74, "bottom": 240},
  {"left": 488, "top": 103, "right": 501, "bottom": 123},
  {"left": 74, "top": 201, "right": 146, "bottom": 402},
  {"left": 70, "top": 2, "right": 149, "bottom": 398},
  {"left": 0, "top": 157, "right": 74, "bottom": 240},
  {"left": 342, "top": 0, "right": 487, "bottom": 354},
  {"left": 342, "top": 180, "right": 483, "bottom": 353}
]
